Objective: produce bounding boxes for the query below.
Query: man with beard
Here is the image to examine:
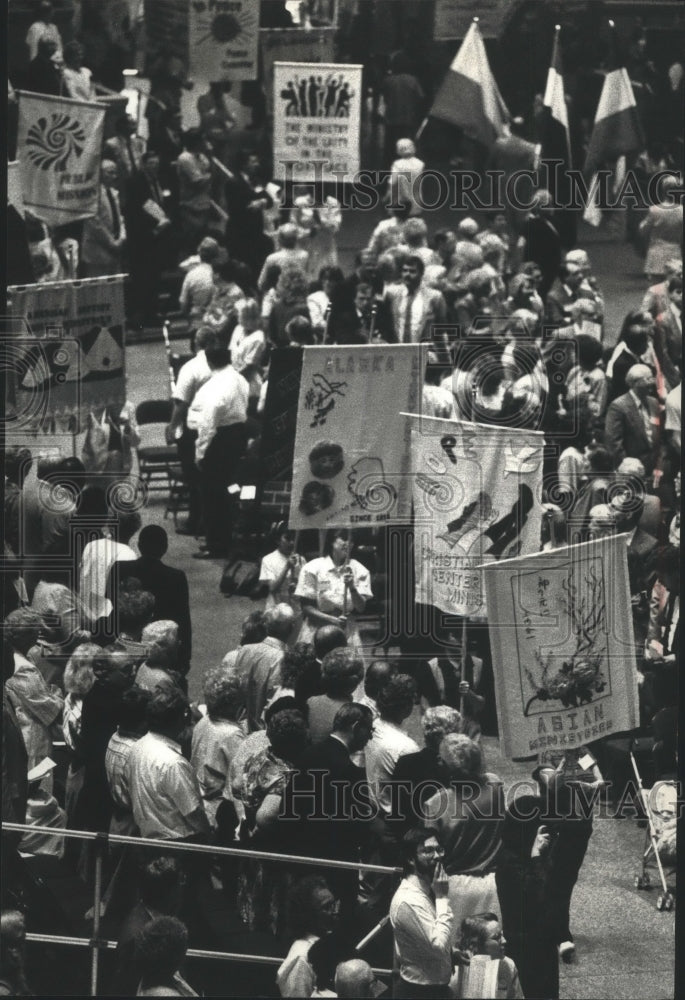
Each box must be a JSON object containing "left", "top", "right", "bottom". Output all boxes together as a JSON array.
[{"left": 389, "top": 828, "right": 453, "bottom": 997}]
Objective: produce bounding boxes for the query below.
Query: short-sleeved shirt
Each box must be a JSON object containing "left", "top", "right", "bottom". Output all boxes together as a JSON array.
[
  {"left": 259, "top": 548, "right": 305, "bottom": 611},
  {"left": 365, "top": 718, "right": 419, "bottom": 817},
  {"left": 294, "top": 556, "right": 373, "bottom": 646},
  {"left": 106, "top": 729, "right": 141, "bottom": 833},
  {"left": 173, "top": 351, "right": 212, "bottom": 407},
  {"left": 179, "top": 263, "right": 215, "bottom": 319},
  {"left": 176, "top": 151, "right": 212, "bottom": 211},
  {"left": 190, "top": 715, "right": 245, "bottom": 823},
  {"left": 187, "top": 365, "right": 249, "bottom": 462},
  {"left": 126, "top": 731, "right": 209, "bottom": 840}
]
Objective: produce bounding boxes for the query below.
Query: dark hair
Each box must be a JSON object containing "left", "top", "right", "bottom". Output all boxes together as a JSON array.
[
  {"left": 118, "top": 685, "right": 152, "bottom": 732},
  {"left": 319, "top": 265, "right": 344, "bottom": 285},
  {"left": 135, "top": 915, "right": 188, "bottom": 985},
  {"left": 138, "top": 524, "right": 168, "bottom": 559},
  {"left": 403, "top": 253, "right": 425, "bottom": 275},
  {"left": 299, "top": 481, "right": 335, "bottom": 516},
  {"left": 264, "top": 694, "right": 300, "bottom": 725},
  {"left": 585, "top": 444, "right": 613, "bottom": 474},
  {"left": 460, "top": 912, "right": 500, "bottom": 953},
  {"left": 118, "top": 510, "right": 142, "bottom": 544},
  {"left": 140, "top": 856, "right": 181, "bottom": 910},
  {"left": 400, "top": 827, "right": 441, "bottom": 874},
  {"left": 183, "top": 128, "right": 204, "bottom": 151},
  {"left": 619, "top": 309, "right": 652, "bottom": 345},
  {"left": 364, "top": 659, "right": 399, "bottom": 699},
  {"left": 376, "top": 674, "right": 417, "bottom": 722},
  {"left": 205, "top": 346, "right": 231, "bottom": 369},
  {"left": 3, "top": 446, "right": 32, "bottom": 483},
  {"left": 267, "top": 708, "right": 308, "bottom": 762},
  {"left": 287, "top": 875, "right": 332, "bottom": 940},
  {"left": 313, "top": 625, "right": 347, "bottom": 660},
  {"left": 321, "top": 648, "right": 364, "bottom": 698},
  {"left": 241, "top": 610, "right": 267, "bottom": 645},
  {"left": 323, "top": 528, "right": 351, "bottom": 558},
  {"left": 281, "top": 642, "right": 317, "bottom": 690},
  {"left": 309, "top": 441, "right": 344, "bottom": 479},
  {"left": 118, "top": 589, "right": 156, "bottom": 634},
  {"left": 146, "top": 687, "right": 189, "bottom": 737},
  {"left": 332, "top": 702, "right": 373, "bottom": 732},
  {"left": 286, "top": 315, "right": 315, "bottom": 345},
  {"left": 575, "top": 334, "right": 603, "bottom": 370}
]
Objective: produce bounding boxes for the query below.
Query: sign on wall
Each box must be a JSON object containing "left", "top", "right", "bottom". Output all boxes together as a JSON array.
[{"left": 273, "top": 61, "right": 362, "bottom": 182}]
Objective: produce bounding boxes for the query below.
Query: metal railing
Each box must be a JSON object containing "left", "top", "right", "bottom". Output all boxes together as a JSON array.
[{"left": 2, "top": 823, "right": 399, "bottom": 995}]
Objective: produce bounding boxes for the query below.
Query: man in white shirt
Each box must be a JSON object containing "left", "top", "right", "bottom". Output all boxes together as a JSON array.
[
  {"left": 178, "top": 237, "right": 219, "bottom": 322},
  {"left": 259, "top": 527, "right": 305, "bottom": 612},
  {"left": 389, "top": 827, "right": 453, "bottom": 997},
  {"left": 365, "top": 674, "right": 419, "bottom": 818},
  {"left": 79, "top": 511, "right": 140, "bottom": 630},
  {"left": 187, "top": 341, "right": 248, "bottom": 557},
  {"left": 126, "top": 686, "right": 210, "bottom": 841}
]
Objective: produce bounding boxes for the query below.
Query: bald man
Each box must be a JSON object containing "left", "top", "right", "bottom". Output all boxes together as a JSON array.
[
  {"left": 604, "top": 364, "right": 661, "bottom": 474},
  {"left": 335, "top": 959, "right": 377, "bottom": 998}
]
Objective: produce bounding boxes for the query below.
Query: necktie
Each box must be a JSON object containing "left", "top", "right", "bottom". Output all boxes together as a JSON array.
[
  {"left": 125, "top": 135, "right": 136, "bottom": 174},
  {"left": 106, "top": 187, "right": 121, "bottom": 239},
  {"left": 403, "top": 291, "right": 414, "bottom": 342},
  {"left": 638, "top": 401, "right": 653, "bottom": 443}
]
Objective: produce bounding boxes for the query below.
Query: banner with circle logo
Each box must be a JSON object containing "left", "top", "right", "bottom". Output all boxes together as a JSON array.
[
  {"left": 189, "top": 0, "right": 259, "bottom": 82},
  {"left": 289, "top": 345, "right": 422, "bottom": 529},
  {"left": 17, "top": 90, "right": 106, "bottom": 226}
]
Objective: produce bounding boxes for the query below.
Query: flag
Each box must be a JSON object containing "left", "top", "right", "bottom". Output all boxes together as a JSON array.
[
  {"left": 583, "top": 23, "right": 644, "bottom": 225},
  {"left": 16, "top": 90, "right": 106, "bottom": 226},
  {"left": 482, "top": 536, "right": 640, "bottom": 758},
  {"left": 540, "top": 26, "right": 572, "bottom": 192},
  {"left": 428, "top": 19, "right": 509, "bottom": 148},
  {"left": 408, "top": 414, "right": 545, "bottom": 619}
]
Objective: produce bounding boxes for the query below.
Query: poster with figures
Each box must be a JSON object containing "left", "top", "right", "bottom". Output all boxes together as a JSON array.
[
  {"left": 482, "top": 537, "right": 640, "bottom": 759},
  {"left": 409, "top": 415, "right": 545, "bottom": 619},
  {"left": 289, "top": 345, "right": 422, "bottom": 529},
  {"left": 273, "top": 62, "right": 363, "bottom": 182},
  {"left": 6, "top": 275, "right": 126, "bottom": 434},
  {"left": 188, "top": 0, "right": 259, "bottom": 81}
]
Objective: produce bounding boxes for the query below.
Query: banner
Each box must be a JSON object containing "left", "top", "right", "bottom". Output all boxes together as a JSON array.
[
  {"left": 259, "top": 345, "right": 304, "bottom": 486},
  {"left": 409, "top": 415, "right": 544, "bottom": 618},
  {"left": 8, "top": 161, "right": 24, "bottom": 215},
  {"left": 273, "top": 61, "right": 362, "bottom": 182},
  {"left": 6, "top": 276, "right": 127, "bottom": 434},
  {"left": 289, "top": 345, "right": 422, "bottom": 529},
  {"left": 17, "top": 91, "right": 106, "bottom": 226},
  {"left": 260, "top": 27, "right": 336, "bottom": 113},
  {"left": 482, "top": 536, "right": 640, "bottom": 759},
  {"left": 189, "top": 0, "right": 259, "bottom": 82}
]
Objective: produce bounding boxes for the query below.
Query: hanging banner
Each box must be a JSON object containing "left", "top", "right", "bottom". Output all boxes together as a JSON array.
[
  {"left": 289, "top": 345, "right": 422, "bottom": 529},
  {"left": 6, "top": 275, "right": 127, "bottom": 435},
  {"left": 260, "top": 27, "right": 336, "bottom": 114},
  {"left": 259, "top": 345, "right": 304, "bottom": 486},
  {"left": 482, "top": 536, "right": 640, "bottom": 759},
  {"left": 409, "top": 415, "right": 545, "bottom": 619},
  {"left": 8, "top": 160, "right": 24, "bottom": 215},
  {"left": 16, "top": 91, "right": 106, "bottom": 226},
  {"left": 189, "top": 0, "right": 259, "bottom": 82},
  {"left": 273, "top": 61, "right": 362, "bottom": 182}
]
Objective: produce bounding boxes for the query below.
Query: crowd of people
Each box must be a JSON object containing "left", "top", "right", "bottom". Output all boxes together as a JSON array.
[{"left": 3, "top": 1, "right": 682, "bottom": 997}]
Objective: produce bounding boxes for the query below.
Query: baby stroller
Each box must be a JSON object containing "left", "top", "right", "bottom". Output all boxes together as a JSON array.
[{"left": 631, "top": 752, "right": 677, "bottom": 911}]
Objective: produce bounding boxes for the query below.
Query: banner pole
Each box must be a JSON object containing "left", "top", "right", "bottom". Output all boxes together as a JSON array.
[{"left": 459, "top": 617, "right": 469, "bottom": 717}]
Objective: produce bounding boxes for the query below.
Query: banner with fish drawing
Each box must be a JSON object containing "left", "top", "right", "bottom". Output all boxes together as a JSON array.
[
  {"left": 482, "top": 536, "right": 639, "bottom": 759},
  {"left": 6, "top": 275, "right": 126, "bottom": 434},
  {"left": 289, "top": 345, "right": 422, "bottom": 528},
  {"left": 408, "top": 414, "right": 545, "bottom": 619},
  {"left": 16, "top": 91, "right": 105, "bottom": 225}
]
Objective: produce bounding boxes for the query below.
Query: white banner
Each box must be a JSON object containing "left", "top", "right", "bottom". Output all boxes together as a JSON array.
[
  {"left": 17, "top": 91, "right": 106, "bottom": 225},
  {"left": 289, "top": 345, "right": 422, "bottom": 529},
  {"left": 409, "top": 415, "right": 545, "bottom": 618},
  {"left": 482, "top": 536, "right": 640, "bottom": 759},
  {"left": 273, "top": 61, "right": 362, "bottom": 182},
  {"left": 8, "top": 161, "right": 24, "bottom": 215},
  {"left": 188, "top": 0, "right": 259, "bottom": 82}
]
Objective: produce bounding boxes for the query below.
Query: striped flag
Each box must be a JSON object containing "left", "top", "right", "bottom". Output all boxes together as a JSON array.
[
  {"left": 539, "top": 25, "right": 576, "bottom": 244},
  {"left": 427, "top": 18, "right": 509, "bottom": 148},
  {"left": 583, "top": 22, "right": 644, "bottom": 225}
]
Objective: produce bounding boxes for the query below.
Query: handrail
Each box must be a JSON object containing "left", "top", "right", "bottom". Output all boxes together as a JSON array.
[
  {"left": 2, "top": 823, "right": 402, "bottom": 874},
  {"left": 22, "top": 934, "right": 393, "bottom": 976}
]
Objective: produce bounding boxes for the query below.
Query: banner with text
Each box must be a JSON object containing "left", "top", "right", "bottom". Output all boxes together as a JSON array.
[
  {"left": 189, "top": 0, "right": 259, "bottom": 82},
  {"left": 482, "top": 536, "right": 640, "bottom": 759},
  {"left": 290, "top": 345, "right": 421, "bottom": 528},
  {"left": 273, "top": 61, "right": 362, "bottom": 182},
  {"left": 259, "top": 345, "right": 304, "bottom": 486},
  {"left": 6, "top": 275, "right": 126, "bottom": 434},
  {"left": 17, "top": 91, "right": 106, "bottom": 225},
  {"left": 260, "top": 28, "right": 336, "bottom": 114},
  {"left": 410, "top": 415, "right": 545, "bottom": 619}
]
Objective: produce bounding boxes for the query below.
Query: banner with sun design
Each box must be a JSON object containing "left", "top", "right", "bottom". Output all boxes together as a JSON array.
[
  {"left": 6, "top": 275, "right": 126, "bottom": 433},
  {"left": 189, "top": 0, "right": 259, "bottom": 82},
  {"left": 16, "top": 91, "right": 106, "bottom": 226}
]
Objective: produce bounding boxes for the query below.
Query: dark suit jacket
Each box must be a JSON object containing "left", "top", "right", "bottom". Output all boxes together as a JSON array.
[
  {"left": 108, "top": 556, "right": 192, "bottom": 666},
  {"left": 608, "top": 348, "right": 643, "bottom": 402},
  {"left": 124, "top": 169, "right": 166, "bottom": 244},
  {"left": 326, "top": 300, "right": 395, "bottom": 344},
  {"left": 604, "top": 391, "right": 661, "bottom": 473},
  {"left": 523, "top": 216, "right": 561, "bottom": 298},
  {"left": 544, "top": 279, "right": 578, "bottom": 326},
  {"left": 289, "top": 736, "right": 370, "bottom": 861},
  {"left": 654, "top": 307, "right": 681, "bottom": 388},
  {"left": 627, "top": 527, "right": 658, "bottom": 598},
  {"left": 224, "top": 173, "right": 273, "bottom": 273},
  {"left": 387, "top": 747, "right": 449, "bottom": 833}
]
